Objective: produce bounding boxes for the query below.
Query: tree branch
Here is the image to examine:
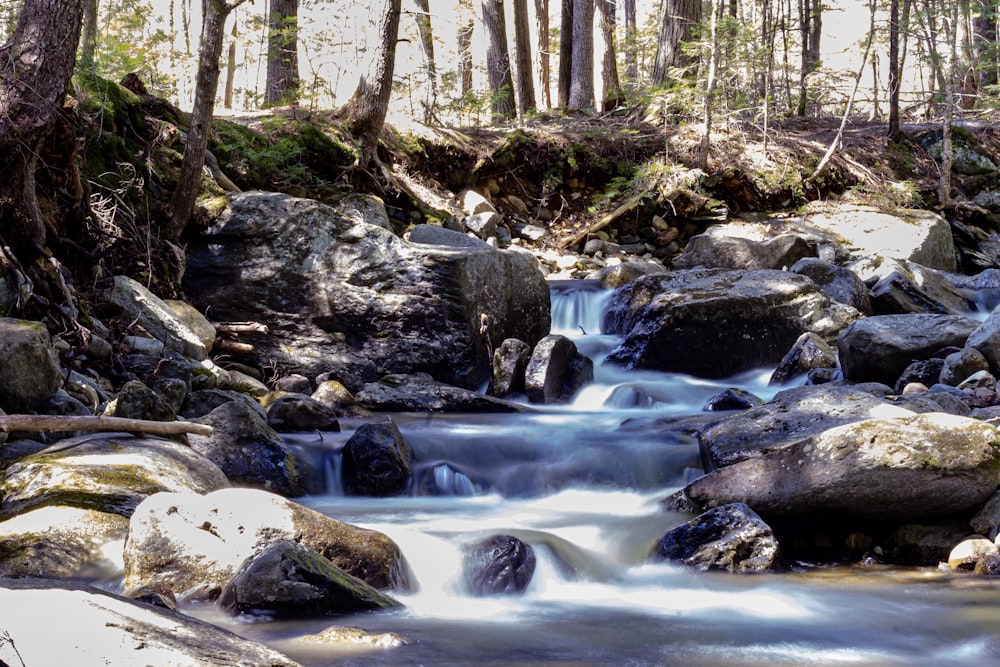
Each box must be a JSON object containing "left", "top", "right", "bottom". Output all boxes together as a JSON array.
[{"left": 0, "top": 415, "right": 213, "bottom": 436}]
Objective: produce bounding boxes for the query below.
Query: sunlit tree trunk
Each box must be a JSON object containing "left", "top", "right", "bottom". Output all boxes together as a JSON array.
[
  {"left": 558, "top": 0, "right": 573, "bottom": 106},
  {"left": 265, "top": 0, "right": 299, "bottom": 106},
  {"left": 698, "top": 0, "right": 721, "bottom": 170},
  {"left": 535, "top": 0, "right": 552, "bottom": 107},
  {"left": 0, "top": 0, "right": 84, "bottom": 263},
  {"left": 458, "top": 9, "right": 474, "bottom": 96},
  {"left": 512, "top": 0, "right": 537, "bottom": 114},
  {"left": 224, "top": 20, "right": 237, "bottom": 109},
  {"left": 481, "top": 0, "right": 517, "bottom": 121},
  {"left": 623, "top": 0, "right": 637, "bottom": 84},
  {"left": 651, "top": 0, "right": 701, "bottom": 85},
  {"left": 796, "top": 0, "right": 822, "bottom": 116},
  {"left": 888, "top": 0, "right": 901, "bottom": 139},
  {"left": 568, "top": 0, "right": 594, "bottom": 110},
  {"left": 341, "top": 0, "right": 402, "bottom": 164},
  {"left": 81, "top": 0, "right": 98, "bottom": 68},
  {"left": 413, "top": 0, "right": 438, "bottom": 123},
  {"left": 168, "top": 0, "right": 250, "bottom": 241},
  {"left": 596, "top": 0, "right": 622, "bottom": 110},
  {"left": 939, "top": 0, "right": 959, "bottom": 207}
]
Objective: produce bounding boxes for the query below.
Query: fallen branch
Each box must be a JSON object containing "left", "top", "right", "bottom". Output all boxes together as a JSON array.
[
  {"left": 558, "top": 191, "right": 649, "bottom": 249},
  {"left": 214, "top": 322, "right": 269, "bottom": 334},
  {"left": 0, "top": 415, "right": 213, "bottom": 436}
]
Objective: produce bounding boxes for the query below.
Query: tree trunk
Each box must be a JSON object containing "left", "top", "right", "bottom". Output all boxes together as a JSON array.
[
  {"left": 698, "top": 0, "right": 721, "bottom": 171},
  {"left": 341, "top": 0, "right": 402, "bottom": 165},
  {"left": 939, "top": 0, "right": 959, "bottom": 207},
  {"left": 651, "top": 0, "right": 701, "bottom": 85},
  {"left": 558, "top": 0, "right": 573, "bottom": 106},
  {"left": 0, "top": 0, "right": 84, "bottom": 265},
  {"left": 512, "top": 0, "right": 537, "bottom": 114},
  {"left": 413, "top": 0, "right": 438, "bottom": 123},
  {"left": 568, "top": 0, "right": 594, "bottom": 110},
  {"left": 81, "top": 0, "right": 99, "bottom": 67},
  {"left": 535, "top": 0, "right": 552, "bottom": 107},
  {"left": 481, "top": 0, "right": 517, "bottom": 121},
  {"left": 623, "top": 0, "right": 637, "bottom": 84},
  {"left": 596, "top": 0, "right": 622, "bottom": 110},
  {"left": 887, "top": 0, "right": 901, "bottom": 139},
  {"left": 796, "top": 0, "right": 822, "bottom": 116},
  {"left": 458, "top": 13, "right": 474, "bottom": 96},
  {"left": 168, "top": 0, "right": 249, "bottom": 242},
  {"left": 224, "top": 20, "right": 237, "bottom": 109},
  {"left": 265, "top": 0, "right": 299, "bottom": 107}
]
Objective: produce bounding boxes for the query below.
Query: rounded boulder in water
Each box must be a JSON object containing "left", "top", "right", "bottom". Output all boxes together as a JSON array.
[{"left": 462, "top": 534, "right": 536, "bottom": 596}]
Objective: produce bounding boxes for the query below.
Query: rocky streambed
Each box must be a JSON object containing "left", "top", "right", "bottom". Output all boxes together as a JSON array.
[{"left": 6, "top": 188, "right": 1000, "bottom": 664}]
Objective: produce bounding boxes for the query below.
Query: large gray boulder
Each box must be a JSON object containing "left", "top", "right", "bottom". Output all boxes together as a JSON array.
[
  {"left": 789, "top": 257, "right": 872, "bottom": 315},
  {"left": 0, "top": 580, "right": 299, "bottom": 666},
  {"left": 123, "top": 487, "right": 408, "bottom": 600},
  {"left": 0, "top": 433, "right": 230, "bottom": 519},
  {"left": 109, "top": 275, "right": 210, "bottom": 360},
  {"left": 603, "top": 269, "right": 858, "bottom": 378},
  {"left": 356, "top": 373, "right": 528, "bottom": 412},
  {"left": 838, "top": 314, "right": 980, "bottom": 386},
  {"left": 183, "top": 192, "right": 550, "bottom": 390},
  {"left": 341, "top": 418, "right": 413, "bottom": 497},
  {"left": 0, "top": 317, "right": 62, "bottom": 413},
  {"left": 672, "top": 231, "right": 815, "bottom": 270},
  {"left": 686, "top": 413, "right": 1000, "bottom": 522}
]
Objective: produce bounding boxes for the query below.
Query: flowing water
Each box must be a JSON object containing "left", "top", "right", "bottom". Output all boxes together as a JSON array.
[{"left": 195, "top": 280, "right": 1000, "bottom": 666}]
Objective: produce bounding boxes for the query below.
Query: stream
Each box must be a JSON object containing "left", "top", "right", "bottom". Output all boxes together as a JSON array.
[{"left": 193, "top": 280, "right": 1000, "bottom": 666}]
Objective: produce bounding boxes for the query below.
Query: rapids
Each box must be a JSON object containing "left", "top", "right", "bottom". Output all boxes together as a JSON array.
[{"left": 193, "top": 280, "right": 1000, "bottom": 666}]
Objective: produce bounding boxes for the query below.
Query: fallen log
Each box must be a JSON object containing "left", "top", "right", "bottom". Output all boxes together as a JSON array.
[{"left": 0, "top": 415, "right": 213, "bottom": 437}]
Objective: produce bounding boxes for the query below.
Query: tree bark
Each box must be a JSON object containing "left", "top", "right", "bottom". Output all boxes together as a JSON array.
[
  {"left": 535, "top": 0, "right": 552, "bottom": 107},
  {"left": 265, "top": 0, "right": 299, "bottom": 107},
  {"left": 413, "top": 0, "right": 438, "bottom": 123},
  {"left": 224, "top": 20, "right": 237, "bottom": 109},
  {"left": 0, "top": 415, "right": 214, "bottom": 437},
  {"left": 458, "top": 12, "right": 474, "bottom": 96},
  {"left": 81, "top": 0, "right": 99, "bottom": 67},
  {"left": 796, "top": 0, "right": 822, "bottom": 116},
  {"left": 512, "top": 0, "right": 537, "bottom": 114},
  {"left": 558, "top": 0, "right": 573, "bottom": 106},
  {"left": 651, "top": 0, "right": 701, "bottom": 85},
  {"left": 0, "top": 0, "right": 84, "bottom": 265},
  {"left": 698, "top": 0, "right": 721, "bottom": 170},
  {"left": 168, "top": 0, "right": 249, "bottom": 242},
  {"left": 596, "top": 0, "right": 622, "bottom": 110},
  {"left": 623, "top": 0, "right": 637, "bottom": 84},
  {"left": 481, "top": 0, "right": 517, "bottom": 121},
  {"left": 568, "top": 0, "right": 595, "bottom": 110},
  {"left": 887, "top": 0, "right": 901, "bottom": 139}
]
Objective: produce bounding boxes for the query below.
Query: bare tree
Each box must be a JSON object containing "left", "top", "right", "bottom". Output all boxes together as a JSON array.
[
  {"left": 458, "top": 4, "right": 475, "bottom": 96},
  {"left": 481, "top": 0, "right": 517, "bottom": 121},
  {"left": 568, "top": 0, "right": 595, "bottom": 110},
  {"left": 596, "top": 0, "right": 622, "bottom": 110},
  {"left": 168, "top": 0, "right": 251, "bottom": 241},
  {"left": 698, "top": 0, "right": 721, "bottom": 170},
  {"left": 0, "top": 0, "right": 84, "bottom": 266},
  {"left": 651, "top": 0, "right": 701, "bottom": 85},
  {"left": 938, "top": 0, "right": 959, "bottom": 207},
  {"left": 623, "top": 0, "right": 638, "bottom": 84},
  {"left": 512, "top": 0, "right": 537, "bottom": 114},
  {"left": 887, "top": 0, "right": 902, "bottom": 139},
  {"left": 558, "top": 0, "right": 573, "bottom": 106},
  {"left": 341, "top": 0, "right": 402, "bottom": 165},
  {"left": 796, "top": 0, "right": 822, "bottom": 116},
  {"left": 265, "top": 0, "right": 299, "bottom": 107},
  {"left": 413, "top": 0, "right": 438, "bottom": 123},
  {"left": 535, "top": 0, "right": 552, "bottom": 107},
  {"left": 224, "top": 20, "right": 237, "bottom": 109}
]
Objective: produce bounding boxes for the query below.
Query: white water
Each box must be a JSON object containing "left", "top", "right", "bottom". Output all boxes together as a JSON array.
[{"left": 196, "top": 280, "right": 1000, "bottom": 666}]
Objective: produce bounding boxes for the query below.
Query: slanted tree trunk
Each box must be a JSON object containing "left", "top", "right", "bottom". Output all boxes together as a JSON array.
[
  {"left": 265, "top": 0, "right": 299, "bottom": 107},
  {"left": 651, "top": 0, "right": 701, "bottom": 84},
  {"left": 568, "top": 0, "right": 595, "bottom": 110},
  {"left": 481, "top": 0, "right": 517, "bottom": 121},
  {"left": 168, "top": 0, "right": 250, "bottom": 242},
  {"left": 535, "top": 0, "right": 552, "bottom": 107},
  {"left": 0, "top": 0, "right": 84, "bottom": 268},
  {"left": 596, "top": 0, "right": 622, "bottom": 110},
  {"left": 512, "top": 0, "right": 537, "bottom": 114},
  {"left": 413, "top": 0, "right": 438, "bottom": 123},
  {"left": 558, "top": 0, "right": 573, "bottom": 106},
  {"left": 341, "top": 0, "right": 402, "bottom": 165}
]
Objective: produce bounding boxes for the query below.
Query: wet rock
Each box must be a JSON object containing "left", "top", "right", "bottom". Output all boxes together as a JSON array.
[
  {"left": 492, "top": 338, "right": 531, "bottom": 397},
  {"left": 651, "top": 502, "right": 780, "bottom": 572},
  {"left": 524, "top": 334, "right": 592, "bottom": 405},
  {"left": 300, "top": 625, "right": 407, "bottom": 649},
  {"left": 837, "top": 314, "right": 979, "bottom": 386},
  {"left": 947, "top": 536, "right": 997, "bottom": 570},
  {"left": 189, "top": 401, "right": 316, "bottom": 496},
  {"left": 975, "top": 553, "right": 1000, "bottom": 575},
  {"left": 885, "top": 521, "right": 973, "bottom": 566},
  {"left": 0, "top": 580, "right": 299, "bottom": 666},
  {"left": 274, "top": 373, "right": 312, "bottom": 394},
  {"left": 698, "top": 383, "right": 913, "bottom": 470},
  {"left": 112, "top": 380, "right": 176, "bottom": 422},
  {"left": 893, "top": 359, "right": 945, "bottom": 394},
  {"left": 940, "top": 347, "right": 990, "bottom": 386},
  {"left": 604, "top": 269, "right": 858, "bottom": 379},
  {"left": 768, "top": 332, "right": 839, "bottom": 386},
  {"left": 463, "top": 534, "right": 537, "bottom": 595},
  {"left": 687, "top": 413, "right": 1000, "bottom": 523},
  {"left": 219, "top": 539, "right": 402, "bottom": 616},
  {"left": 357, "top": 373, "right": 527, "bottom": 412},
  {"left": 310, "top": 380, "right": 371, "bottom": 418},
  {"left": 672, "top": 232, "right": 814, "bottom": 270},
  {"left": 789, "top": 257, "right": 872, "bottom": 315},
  {"left": 124, "top": 487, "right": 408, "bottom": 600},
  {"left": 0, "top": 317, "right": 62, "bottom": 413},
  {"left": 109, "top": 275, "right": 209, "bottom": 360},
  {"left": 703, "top": 388, "right": 764, "bottom": 412},
  {"left": 263, "top": 392, "right": 341, "bottom": 432},
  {"left": 125, "top": 582, "right": 178, "bottom": 611},
  {"left": 183, "top": 192, "right": 550, "bottom": 390},
  {"left": 967, "top": 309, "right": 1000, "bottom": 378},
  {"left": 0, "top": 433, "right": 229, "bottom": 518},
  {"left": 341, "top": 418, "right": 413, "bottom": 497}
]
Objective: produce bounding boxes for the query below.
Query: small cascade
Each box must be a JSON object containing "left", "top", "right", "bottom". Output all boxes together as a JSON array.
[{"left": 549, "top": 280, "right": 614, "bottom": 338}]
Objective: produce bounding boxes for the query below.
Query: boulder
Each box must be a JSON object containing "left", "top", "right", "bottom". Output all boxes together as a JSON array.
[
  {"left": 603, "top": 269, "right": 858, "bottom": 378},
  {"left": 837, "top": 314, "right": 979, "bottom": 386},
  {"left": 702, "top": 387, "right": 764, "bottom": 412},
  {"left": 263, "top": 392, "right": 341, "bottom": 432},
  {"left": 672, "top": 232, "right": 814, "bottom": 270},
  {"left": 941, "top": 347, "right": 991, "bottom": 386},
  {"left": 310, "top": 380, "right": 372, "bottom": 418},
  {"left": 768, "top": 332, "right": 839, "bottom": 386},
  {"left": 341, "top": 418, "right": 413, "bottom": 497},
  {"left": 163, "top": 299, "right": 216, "bottom": 352},
  {"left": 0, "top": 433, "right": 230, "bottom": 519},
  {"left": 0, "top": 317, "right": 62, "bottom": 412},
  {"left": 462, "top": 534, "right": 537, "bottom": 595},
  {"left": 111, "top": 379, "right": 177, "bottom": 422},
  {"left": 789, "top": 257, "right": 872, "bottom": 315},
  {"left": 218, "top": 539, "right": 402, "bottom": 616},
  {"left": 650, "top": 502, "right": 780, "bottom": 572},
  {"left": 697, "top": 383, "right": 914, "bottom": 470},
  {"left": 524, "top": 334, "right": 593, "bottom": 404},
  {"left": 967, "top": 308, "right": 1000, "bottom": 377},
  {"left": 856, "top": 258, "right": 975, "bottom": 316},
  {"left": 947, "top": 536, "right": 997, "bottom": 570},
  {"left": 492, "top": 338, "right": 531, "bottom": 397},
  {"left": 183, "top": 192, "right": 550, "bottom": 390},
  {"left": 686, "top": 413, "right": 1000, "bottom": 522},
  {"left": 0, "top": 580, "right": 298, "bottom": 666},
  {"left": 356, "top": 373, "right": 527, "bottom": 412},
  {"left": 123, "top": 487, "right": 408, "bottom": 600},
  {"left": 408, "top": 223, "right": 492, "bottom": 249},
  {"left": 109, "top": 275, "right": 209, "bottom": 360}
]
